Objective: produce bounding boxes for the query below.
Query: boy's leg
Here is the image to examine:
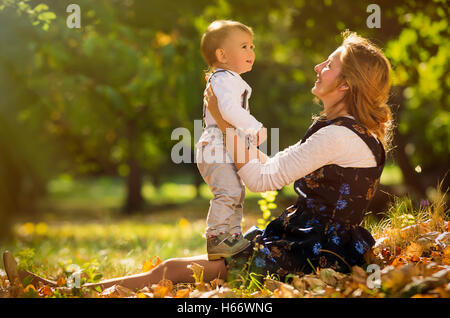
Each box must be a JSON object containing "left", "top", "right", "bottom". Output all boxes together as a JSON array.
[
  {"left": 198, "top": 160, "right": 245, "bottom": 238},
  {"left": 229, "top": 178, "right": 246, "bottom": 236},
  {"left": 196, "top": 145, "right": 250, "bottom": 259},
  {"left": 197, "top": 142, "right": 245, "bottom": 237}
]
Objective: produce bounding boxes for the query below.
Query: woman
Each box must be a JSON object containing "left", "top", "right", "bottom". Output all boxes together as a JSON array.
[{"left": 3, "top": 30, "right": 392, "bottom": 292}]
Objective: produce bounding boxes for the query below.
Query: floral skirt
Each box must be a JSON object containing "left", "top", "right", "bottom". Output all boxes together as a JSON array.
[
  {"left": 225, "top": 207, "right": 376, "bottom": 286},
  {"left": 225, "top": 240, "right": 283, "bottom": 288}
]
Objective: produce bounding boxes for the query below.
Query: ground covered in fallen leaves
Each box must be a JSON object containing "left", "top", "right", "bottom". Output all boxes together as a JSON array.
[{"left": 1, "top": 199, "right": 449, "bottom": 298}]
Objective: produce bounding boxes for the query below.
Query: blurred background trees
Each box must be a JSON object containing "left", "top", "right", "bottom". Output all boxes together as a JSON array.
[{"left": 1, "top": 0, "right": 448, "bottom": 240}]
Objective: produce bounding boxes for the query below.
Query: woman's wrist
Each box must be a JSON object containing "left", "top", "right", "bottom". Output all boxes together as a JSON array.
[
  {"left": 220, "top": 124, "right": 233, "bottom": 142},
  {"left": 223, "top": 126, "right": 235, "bottom": 146}
]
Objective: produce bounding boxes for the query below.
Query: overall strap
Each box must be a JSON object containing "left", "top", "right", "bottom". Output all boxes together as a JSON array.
[
  {"left": 300, "top": 117, "right": 331, "bottom": 143},
  {"left": 242, "top": 89, "right": 249, "bottom": 111},
  {"left": 333, "top": 117, "right": 385, "bottom": 167},
  {"left": 301, "top": 117, "right": 385, "bottom": 167}
]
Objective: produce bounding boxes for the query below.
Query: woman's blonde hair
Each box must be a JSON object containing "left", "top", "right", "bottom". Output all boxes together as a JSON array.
[
  {"left": 337, "top": 30, "right": 393, "bottom": 149},
  {"left": 200, "top": 20, "right": 253, "bottom": 72}
]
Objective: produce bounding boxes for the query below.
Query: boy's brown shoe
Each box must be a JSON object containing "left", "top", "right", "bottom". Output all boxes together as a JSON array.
[{"left": 207, "top": 233, "right": 250, "bottom": 261}]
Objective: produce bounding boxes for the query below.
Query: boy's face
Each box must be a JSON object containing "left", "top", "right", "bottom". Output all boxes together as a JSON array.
[{"left": 216, "top": 29, "right": 255, "bottom": 74}]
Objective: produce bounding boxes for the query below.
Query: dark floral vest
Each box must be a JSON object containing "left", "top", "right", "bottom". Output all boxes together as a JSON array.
[
  {"left": 255, "top": 116, "right": 386, "bottom": 276},
  {"left": 293, "top": 116, "right": 385, "bottom": 226}
]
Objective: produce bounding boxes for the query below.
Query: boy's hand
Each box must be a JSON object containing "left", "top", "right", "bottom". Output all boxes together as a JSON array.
[{"left": 253, "top": 126, "right": 267, "bottom": 146}]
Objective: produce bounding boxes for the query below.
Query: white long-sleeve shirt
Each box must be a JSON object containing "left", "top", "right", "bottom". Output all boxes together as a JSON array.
[
  {"left": 204, "top": 68, "right": 263, "bottom": 136},
  {"left": 237, "top": 122, "right": 379, "bottom": 193}
]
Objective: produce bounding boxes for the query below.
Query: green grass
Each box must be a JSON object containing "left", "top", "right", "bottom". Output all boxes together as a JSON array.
[
  {"left": 3, "top": 215, "right": 207, "bottom": 280},
  {"left": 363, "top": 183, "right": 448, "bottom": 249}
]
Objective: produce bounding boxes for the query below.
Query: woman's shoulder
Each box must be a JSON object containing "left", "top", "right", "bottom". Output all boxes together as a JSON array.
[
  {"left": 304, "top": 124, "right": 364, "bottom": 155},
  {"left": 307, "top": 117, "right": 378, "bottom": 144},
  {"left": 303, "top": 120, "right": 378, "bottom": 168},
  {"left": 306, "top": 120, "right": 361, "bottom": 142},
  {"left": 330, "top": 117, "right": 376, "bottom": 138}
]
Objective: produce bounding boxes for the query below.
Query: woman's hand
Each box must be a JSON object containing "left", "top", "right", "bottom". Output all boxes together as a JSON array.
[
  {"left": 203, "top": 82, "right": 268, "bottom": 169},
  {"left": 203, "top": 83, "right": 233, "bottom": 132},
  {"left": 253, "top": 126, "right": 267, "bottom": 146}
]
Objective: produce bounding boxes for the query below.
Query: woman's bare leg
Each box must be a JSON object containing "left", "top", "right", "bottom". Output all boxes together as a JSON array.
[
  {"left": 19, "top": 270, "right": 57, "bottom": 287},
  {"left": 83, "top": 254, "right": 227, "bottom": 291}
]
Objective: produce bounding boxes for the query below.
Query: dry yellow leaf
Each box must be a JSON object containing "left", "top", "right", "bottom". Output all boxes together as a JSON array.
[
  {"left": 157, "top": 279, "right": 173, "bottom": 293},
  {"left": 24, "top": 284, "right": 36, "bottom": 293},
  {"left": 187, "top": 262, "right": 204, "bottom": 284},
  {"left": 142, "top": 256, "right": 162, "bottom": 272},
  {"left": 405, "top": 242, "right": 423, "bottom": 258},
  {"left": 411, "top": 294, "right": 437, "bottom": 298},
  {"left": 442, "top": 246, "right": 450, "bottom": 265},
  {"left": 38, "top": 285, "right": 53, "bottom": 297},
  {"left": 57, "top": 277, "right": 66, "bottom": 287},
  {"left": 153, "top": 286, "right": 169, "bottom": 298},
  {"left": 175, "top": 289, "right": 191, "bottom": 298}
]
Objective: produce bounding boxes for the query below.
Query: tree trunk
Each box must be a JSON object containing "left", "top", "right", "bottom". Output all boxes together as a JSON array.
[
  {"left": 123, "top": 119, "right": 144, "bottom": 214},
  {"left": 123, "top": 155, "right": 144, "bottom": 214},
  {"left": 0, "top": 148, "right": 20, "bottom": 240},
  {"left": 392, "top": 130, "right": 427, "bottom": 198},
  {"left": 389, "top": 86, "right": 427, "bottom": 198}
]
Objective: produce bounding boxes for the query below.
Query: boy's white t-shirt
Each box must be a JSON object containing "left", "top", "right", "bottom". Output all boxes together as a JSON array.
[{"left": 202, "top": 68, "right": 263, "bottom": 138}]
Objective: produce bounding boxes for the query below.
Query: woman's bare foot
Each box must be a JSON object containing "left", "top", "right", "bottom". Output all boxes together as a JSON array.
[
  {"left": 2, "top": 250, "right": 57, "bottom": 288},
  {"left": 3, "top": 251, "right": 20, "bottom": 286}
]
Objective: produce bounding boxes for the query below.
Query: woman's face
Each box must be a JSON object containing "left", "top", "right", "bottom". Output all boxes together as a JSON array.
[{"left": 311, "top": 46, "right": 345, "bottom": 100}]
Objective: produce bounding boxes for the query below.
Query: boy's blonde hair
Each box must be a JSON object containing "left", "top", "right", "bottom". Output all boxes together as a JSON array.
[{"left": 201, "top": 20, "right": 253, "bottom": 71}]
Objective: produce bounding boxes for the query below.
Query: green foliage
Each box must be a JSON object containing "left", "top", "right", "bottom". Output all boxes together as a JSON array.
[
  {"left": 0, "top": 0, "right": 57, "bottom": 238},
  {"left": 15, "top": 248, "right": 36, "bottom": 272},
  {"left": 0, "top": 0, "right": 55, "bottom": 31},
  {"left": 385, "top": 1, "right": 449, "bottom": 170},
  {"left": 0, "top": 0, "right": 448, "bottom": 222},
  {"left": 257, "top": 191, "right": 278, "bottom": 229}
]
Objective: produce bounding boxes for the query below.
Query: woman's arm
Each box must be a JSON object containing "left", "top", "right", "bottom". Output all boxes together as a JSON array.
[
  {"left": 204, "top": 83, "right": 268, "bottom": 170},
  {"left": 236, "top": 125, "right": 377, "bottom": 192}
]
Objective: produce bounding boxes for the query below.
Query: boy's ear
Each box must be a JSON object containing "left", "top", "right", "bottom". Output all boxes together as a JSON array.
[{"left": 215, "top": 48, "right": 227, "bottom": 64}]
